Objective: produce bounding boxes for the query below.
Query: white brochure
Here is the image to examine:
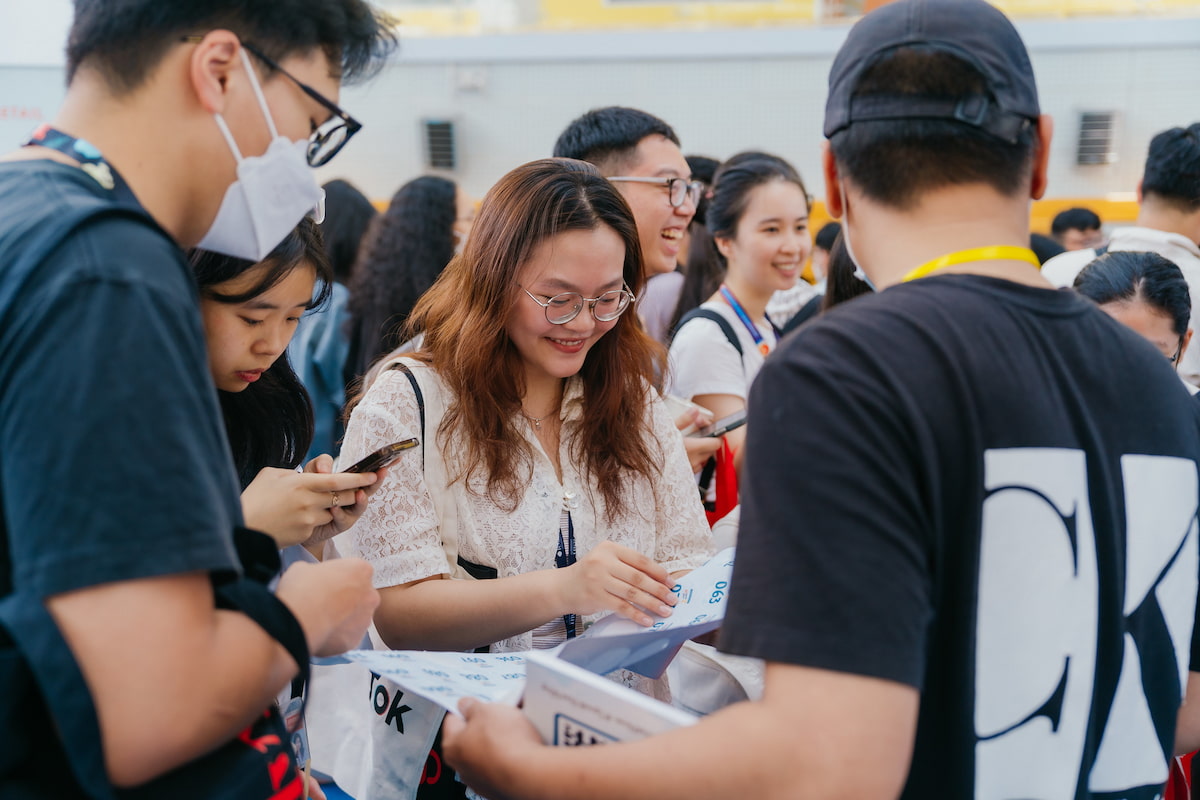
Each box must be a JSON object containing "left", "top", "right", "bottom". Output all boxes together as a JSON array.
[{"left": 336, "top": 649, "right": 527, "bottom": 714}]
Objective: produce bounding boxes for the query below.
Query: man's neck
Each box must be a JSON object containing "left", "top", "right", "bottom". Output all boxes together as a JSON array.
[
  {"left": 1136, "top": 199, "right": 1200, "bottom": 245},
  {"left": 847, "top": 184, "right": 1050, "bottom": 290},
  {"left": 43, "top": 71, "right": 223, "bottom": 247}
]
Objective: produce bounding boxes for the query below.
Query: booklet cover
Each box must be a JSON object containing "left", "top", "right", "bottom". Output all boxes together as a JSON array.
[{"left": 522, "top": 650, "right": 698, "bottom": 745}]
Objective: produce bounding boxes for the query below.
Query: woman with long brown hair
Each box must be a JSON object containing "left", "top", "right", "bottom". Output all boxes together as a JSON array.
[{"left": 335, "top": 158, "right": 711, "bottom": 662}]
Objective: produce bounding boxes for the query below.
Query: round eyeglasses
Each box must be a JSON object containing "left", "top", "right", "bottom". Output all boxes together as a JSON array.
[
  {"left": 521, "top": 286, "right": 636, "bottom": 325},
  {"left": 607, "top": 176, "right": 703, "bottom": 209}
]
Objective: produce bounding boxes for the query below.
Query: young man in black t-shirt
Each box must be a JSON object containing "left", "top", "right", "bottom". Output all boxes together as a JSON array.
[
  {"left": 0, "top": 3, "right": 396, "bottom": 796},
  {"left": 442, "top": 1, "right": 1200, "bottom": 798}
]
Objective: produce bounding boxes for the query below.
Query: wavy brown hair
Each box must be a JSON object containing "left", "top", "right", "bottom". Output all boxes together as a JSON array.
[{"left": 385, "top": 158, "right": 665, "bottom": 516}]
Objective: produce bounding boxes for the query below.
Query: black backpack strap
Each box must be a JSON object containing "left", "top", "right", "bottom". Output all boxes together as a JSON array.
[
  {"left": 779, "top": 294, "right": 823, "bottom": 337},
  {"left": 1093, "top": 243, "right": 1110, "bottom": 257},
  {"left": 388, "top": 361, "right": 426, "bottom": 466},
  {"left": 674, "top": 308, "right": 744, "bottom": 362}
]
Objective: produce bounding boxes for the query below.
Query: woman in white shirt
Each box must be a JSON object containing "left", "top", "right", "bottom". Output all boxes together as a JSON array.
[
  {"left": 668, "top": 154, "right": 812, "bottom": 454},
  {"left": 337, "top": 158, "right": 712, "bottom": 656}
]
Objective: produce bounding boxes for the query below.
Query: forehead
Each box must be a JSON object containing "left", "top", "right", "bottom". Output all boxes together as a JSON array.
[
  {"left": 520, "top": 227, "right": 626, "bottom": 288},
  {"left": 622, "top": 134, "right": 689, "bottom": 178},
  {"left": 739, "top": 179, "right": 810, "bottom": 219}
]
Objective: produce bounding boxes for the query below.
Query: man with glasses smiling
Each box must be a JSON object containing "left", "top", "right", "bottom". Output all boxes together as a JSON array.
[
  {"left": 554, "top": 106, "right": 700, "bottom": 279},
  {"left": 0, "top": 2, "right": 394, "bottom": 797}
]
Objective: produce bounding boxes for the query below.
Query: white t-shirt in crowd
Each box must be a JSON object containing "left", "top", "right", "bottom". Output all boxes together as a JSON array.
[
  {"left": 1041, "top": 226, "right": 1200, "bottom": 386},
  {"left": 667, "top": 299, "right": 778, "bottom": 401}
]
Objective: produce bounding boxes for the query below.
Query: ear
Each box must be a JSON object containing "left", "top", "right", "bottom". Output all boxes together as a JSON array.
[
  {"left": 713, "top": 235, "right": 735, "bottom": 260},
  {"left": 822, "top": 141, "right": 844, "bottom": 219},
  {"left": 187, "top": 30, "right": 243, "bottom": 115},
  {"left": 1029, "top": 114, "right": 1054, "bottom": 201}
]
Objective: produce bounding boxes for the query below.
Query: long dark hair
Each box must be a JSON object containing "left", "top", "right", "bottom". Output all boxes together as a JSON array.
[
  {"left": 362, "top": 158, "right": 664, "bottom": 518},
  {"left": 343, "top": 175, "right": 458, "bottom": 385},
  {"left": 190, "top": 219, "right": 333, "bottom": 487},
  {"left": 319, "top": 178, "right": 377, "bottom": 285}
]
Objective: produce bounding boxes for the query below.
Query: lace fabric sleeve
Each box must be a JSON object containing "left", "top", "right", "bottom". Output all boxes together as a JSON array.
[
  {"left": 335, "top": 368, "right": 452, "bottom": 589},
  {"left": 646, "top": 393, "right": 716, "bottom": 572}
]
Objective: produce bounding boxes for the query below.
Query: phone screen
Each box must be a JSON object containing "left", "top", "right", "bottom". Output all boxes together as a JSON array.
[
  {"left": 689, "top": 409, "right": 748, "bottom": 438},
  {"left": 343, "top": 438, "right": 418, "bottom": 473}
]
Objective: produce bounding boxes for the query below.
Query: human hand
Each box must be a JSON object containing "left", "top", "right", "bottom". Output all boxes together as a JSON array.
[
  {"left": 682, "top": 434, "right": 723, "bottom": 473},
  {"left": 302, "top": 455, "right": 390, "bottom": 546},
  {"left": 672, "top": 403, "right": 714, "bottom": 435},
  {"left": 443, "top": 697, "right": 545, "bottom": 800},
  {"left": 275, "top": 559, "right": 380, "bottom": 657},
  {"left": 241, "top": 465, "right": 379, "bottom": 548},
  {"left": 558, "top": 541, "right": 677, "bottom": 627}
]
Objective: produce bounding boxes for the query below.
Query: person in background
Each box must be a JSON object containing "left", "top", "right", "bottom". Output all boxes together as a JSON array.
[
  {"left": 818, "top": 232, "right": 873, "bottom": 312},
  {"left": 192, "top": 220, "right": 386, "bottom": 552},
  {"left": 1051, "top": 206, "right": 1104, "bottom": 251},
  {"left": 441, "top": 2, "right": 1200, "bottom": 797},
  {"left": 555, "top": 107, "right": 720, "bottom": 472},
  {"left": 810, "top": 220, "right": 842, "bottom": 291},
  {"left": 1074, "top": 250, "right": 1197, "bottom": 400},
  {"left": 639, "top": 154, "right": 720, "bottom": 343},
  {"left": 289, "top": 178, "right": 378, "bottom": 461},
  {"left": 343, "top": 175, "right": 473, "bottom": 388},
  {"left": 1042, "top": 124, "right": 1200, "bottom": 386},
  {"left": 0, "top": 2, "right": 394, "bottom": 796},
  {"left": 668, "top": 153, "right": 811, "bottom": 457}
]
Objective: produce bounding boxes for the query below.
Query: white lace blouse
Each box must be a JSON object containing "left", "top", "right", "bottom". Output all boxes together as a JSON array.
[{"left": 335, "top": 361, "right": 714, "bottom": 653}]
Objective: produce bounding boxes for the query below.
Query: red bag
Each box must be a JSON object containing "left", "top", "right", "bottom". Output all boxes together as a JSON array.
[
  {"left": 1164, "top": 751, "right": 1193, "bottom": 800},
  {"left": 704, "top": 439, "right": 739, "bottom": 527}
]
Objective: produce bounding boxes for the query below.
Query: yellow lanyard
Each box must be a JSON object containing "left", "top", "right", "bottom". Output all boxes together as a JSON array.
[{"left": 900, "top": 246, "right": 1041, "bottom": 283}]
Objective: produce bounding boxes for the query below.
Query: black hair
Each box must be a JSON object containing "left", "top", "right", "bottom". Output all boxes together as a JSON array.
[
  {"left": 667, "top": 153, "right": 807, "bottom": 334},
  {"left": 319, "top": 179, "right": 377, "bottom": 285},
  {"left": 1142, "top": 124, "right": 1200, "bottom": 213},
  {"left": 190, "top": 219, "right": 332, "bottom": 487},
  {"left": 1074, "top": 251, "right": 1191, "bottom": 337},
  {"left": 343, "top": 175, "right": 457, "bottom": 384},
  {"left": 829, "top": 48, "right": 1037, "bottom": 208},
  {"left": 1051, "top": 207, "right": 1102, "bottom": 237},
  {"left": 685, "top": 155, "right": 720, "bottom": 187},
  {"left": 814, "top": 221, "right": 842, "bottom": 252},
  {"left": 821, "top": 233, "right": 873, "bottom": 312},
  {"left": 552, "top": 107, "right": 680, "bottom": 175},
  {"left": 1029, "top": 233, "right": 1065, "bottom": 265},
  {"left": 67, "top": 0, "right": 398, "bottom": 92}
]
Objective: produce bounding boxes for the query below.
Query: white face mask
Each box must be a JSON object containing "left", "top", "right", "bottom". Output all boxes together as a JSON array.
[
  {"left": 838, "top": 180, "right": 876, "bottom": 292},
  {"left": 197, "top": 48, "right": 324, "bottom": 262}
]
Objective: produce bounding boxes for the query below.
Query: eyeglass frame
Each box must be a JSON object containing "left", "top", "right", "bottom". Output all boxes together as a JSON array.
[
  {"left": 180, "top": 35, "right": 362, "bottom": 167},
  {"left": 520, "top": 285, "right": 637, "bottom": 325},
  {"left": 607, "top": 176, "right": 703, "bottom": 209}
]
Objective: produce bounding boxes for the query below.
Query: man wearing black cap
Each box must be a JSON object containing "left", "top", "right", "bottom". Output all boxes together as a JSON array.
[{"left": 441, "top": 1, "right": 1200, "bottom": 797}]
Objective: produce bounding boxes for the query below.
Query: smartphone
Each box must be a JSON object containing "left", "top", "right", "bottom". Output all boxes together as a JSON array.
[
  {"left": 689, "top": 409, "right": 748, "bottom": 438},
  {"left": 342, "top": 439, "right": 418, "bottom": 473}
]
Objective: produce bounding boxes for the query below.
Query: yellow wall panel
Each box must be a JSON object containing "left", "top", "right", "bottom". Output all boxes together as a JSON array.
[{"left": 540, "top": 0, "right": 818, "bottom": 31}]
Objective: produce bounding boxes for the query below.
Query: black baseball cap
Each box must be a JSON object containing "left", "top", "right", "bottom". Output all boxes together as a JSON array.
[{"left": 824, "top": 0, "right": 1040, "bottom": 145}]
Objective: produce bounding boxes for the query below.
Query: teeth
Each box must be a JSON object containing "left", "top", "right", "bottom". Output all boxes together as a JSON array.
[{"left": 662, "top": 230, "right": 682, "bottom": 240}]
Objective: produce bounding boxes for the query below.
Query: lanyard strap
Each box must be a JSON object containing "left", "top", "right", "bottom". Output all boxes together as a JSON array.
[
  {"left": 22, "top": 124, "right": 139, "bottom": 206},
  {"left": 718, "top": 284, "right": 777, "bottom": 357},
  {"left": 554, "top": 510, "right": 578, "bottom": 639},
  {"left": 900, "top": 246, "right": 1041, "bottom": 283}
]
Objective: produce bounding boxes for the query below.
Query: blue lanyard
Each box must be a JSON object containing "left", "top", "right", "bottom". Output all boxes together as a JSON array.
[
  {"left": 718, "top": 284, "right": 777, "bottom": 357},
  {"left": 554, "top": 512, "right": 578, "bottom": 639},
  {"left": 23, "top": 125, "right": 140, "bottom": 207}
]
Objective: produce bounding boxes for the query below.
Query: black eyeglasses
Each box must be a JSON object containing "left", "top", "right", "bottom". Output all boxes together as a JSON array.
[
  {"left": 607, "top": 176, "right": 703, "bottom": 209},
  {"left": 181, "top": 36, "right": 362, "bottom": 167}
]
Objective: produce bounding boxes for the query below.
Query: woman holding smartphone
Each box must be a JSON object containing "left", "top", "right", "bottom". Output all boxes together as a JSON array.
[
  {"left": 191, "top": 219, "right": 385, "bottom": 550},
  {"left": 336, "top": 158, "right": 712, "bottom": 657}
]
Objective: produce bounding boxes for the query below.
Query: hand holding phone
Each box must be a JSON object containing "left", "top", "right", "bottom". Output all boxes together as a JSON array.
[
  {"left": 688, "top": 409, "right": 747, "bottom": 438},
  {"left": 342, "top": 439, "right": 418, "bottom": 473}
]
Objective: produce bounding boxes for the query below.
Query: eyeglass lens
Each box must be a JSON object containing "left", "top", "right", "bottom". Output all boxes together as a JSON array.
[
  {"left": 668, "top": 179, "right": 702, "bottom": 208},
  {"left": 544, "top": 290, "right": 632, "bottom": 324}
]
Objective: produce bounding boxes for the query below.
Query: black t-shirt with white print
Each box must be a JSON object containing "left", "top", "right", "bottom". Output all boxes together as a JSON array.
[{"left": 722, "top": 275, "right": 1200, "bottom": 799}]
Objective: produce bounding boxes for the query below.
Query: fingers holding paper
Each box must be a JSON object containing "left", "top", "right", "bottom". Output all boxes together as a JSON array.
[
  {"left": 444, "top": 697, "right": 543, "bottom": 800},
  {"left": 558, "top": 541, "right": 677, "bottom": 627}
]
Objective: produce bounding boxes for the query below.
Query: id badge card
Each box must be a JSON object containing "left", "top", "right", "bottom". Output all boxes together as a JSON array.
[{"left": 283, "top": 695, "right": 310, "bottom": 767}]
